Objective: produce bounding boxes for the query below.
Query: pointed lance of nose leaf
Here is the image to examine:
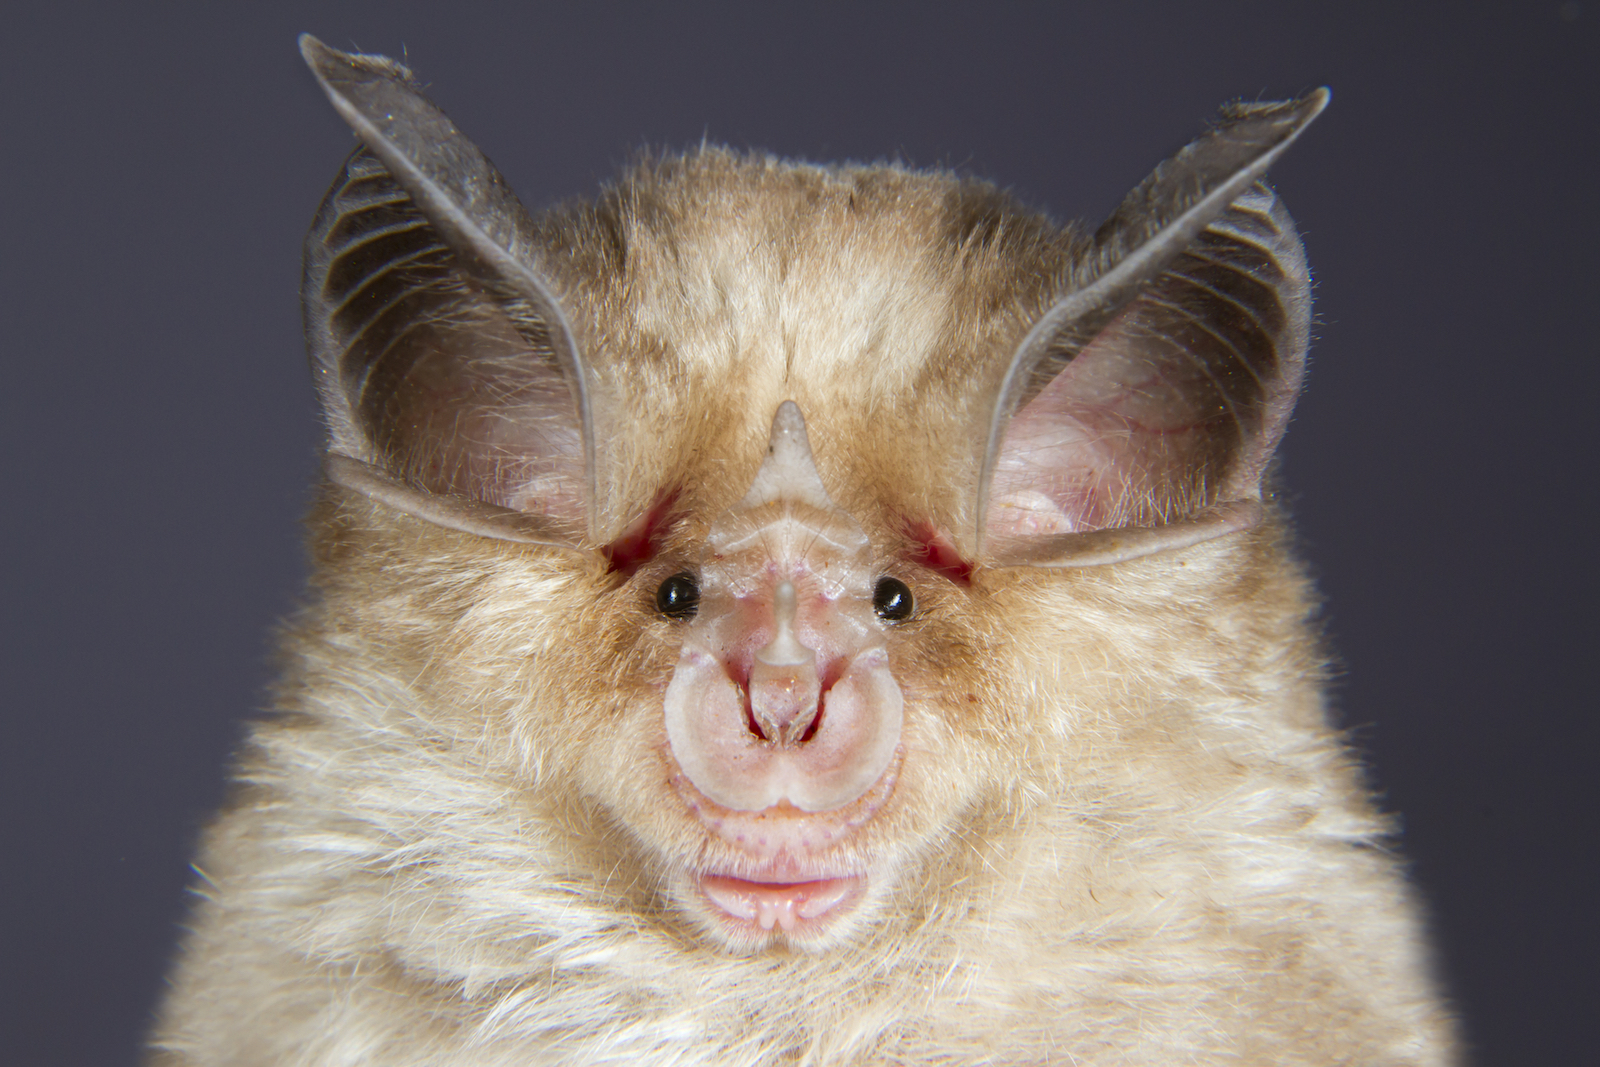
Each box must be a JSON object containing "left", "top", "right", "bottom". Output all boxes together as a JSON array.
[{"left": 737, "top": 401, "right": 834, "bottom": 511}]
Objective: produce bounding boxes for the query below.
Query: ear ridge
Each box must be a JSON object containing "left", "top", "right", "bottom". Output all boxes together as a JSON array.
[
  {"left": 1192, "top": 183, "right": 1312, "bottom": 500},
  {"left": 302, "top": 147, "right": 425, "bottom": 465},
  {"left": 299, "top": 36, "right": 597, "bottom": 546},
  {"left": 979, "top": 91, "right": 1325, "bottom": 566}
]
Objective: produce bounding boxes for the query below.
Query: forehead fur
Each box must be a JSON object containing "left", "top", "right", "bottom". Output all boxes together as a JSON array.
[{"left": 531, "top": 148, "right": 1087, "bottom": 540}]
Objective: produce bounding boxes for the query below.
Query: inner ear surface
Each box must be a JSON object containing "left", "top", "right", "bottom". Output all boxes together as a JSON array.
[
  {"left": 987, "top": 185, "right": 1307, "bottom": 545},
  {"left": 975, "top": 93, "right": 1324, "bottom": 567},
  {"left": 309, "top": 150, "right": 590, "bottom": 529}
]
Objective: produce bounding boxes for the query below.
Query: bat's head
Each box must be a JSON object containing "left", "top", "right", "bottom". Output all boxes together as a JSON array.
[{"left": 296, "top": 36, "right": 1323, "bottom": 953}]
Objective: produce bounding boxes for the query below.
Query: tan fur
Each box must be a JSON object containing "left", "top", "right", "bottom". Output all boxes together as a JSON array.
[{"left": 152, "top": 151, "right": 1457, "bottom": 1064}]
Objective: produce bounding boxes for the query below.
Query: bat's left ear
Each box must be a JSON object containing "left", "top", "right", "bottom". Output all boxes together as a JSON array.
[
  {"left": 977, "top": 91, "right": 1327, "bottom": 567},
  {"left": 299, "top": 36, "right": 600, "bottom": 548}
]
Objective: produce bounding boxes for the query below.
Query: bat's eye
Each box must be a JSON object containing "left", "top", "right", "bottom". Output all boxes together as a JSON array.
[
  {"left": 873, "top": 577, "right": 914, "bottom": 622},
  {"left": 655, "top": 572, "right": 700, "bottom": 619}
]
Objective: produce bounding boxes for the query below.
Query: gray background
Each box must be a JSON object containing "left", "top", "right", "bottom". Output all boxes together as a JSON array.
[{"left": 2, "top": 3, "right": 1594, "bottom": 1063}]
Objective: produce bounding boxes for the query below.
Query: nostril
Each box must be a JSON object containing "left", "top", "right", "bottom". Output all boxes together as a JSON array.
[
  {"left": 743, "top": 688, "right": 768, "bottom": 741},
  {"left": 797, "top": 694, "right": 824, "bottom": 744}
]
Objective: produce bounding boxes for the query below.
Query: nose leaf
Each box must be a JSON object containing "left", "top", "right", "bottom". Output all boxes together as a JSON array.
[
  {"left": 750, "top": 581, "right": 822, "bottom": 743},
  {"left": 663, "top": 402, "right": 904, "bottom": 814}
]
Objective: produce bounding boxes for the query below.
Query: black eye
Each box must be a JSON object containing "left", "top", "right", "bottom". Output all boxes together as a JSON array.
[
  {"left": 655, "top": 572, "right": 700, "bottom": 619},
  {"left": 873, "top": 576, "right": 914, "bottom": 622}
]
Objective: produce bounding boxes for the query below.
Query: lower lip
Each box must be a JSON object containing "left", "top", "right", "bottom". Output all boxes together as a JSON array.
[{"left": 700, "top": 874, "right": 862, "bottom": 933}]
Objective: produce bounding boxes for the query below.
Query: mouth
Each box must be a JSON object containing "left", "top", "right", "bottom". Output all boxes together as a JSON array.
[
  {"left": 665, "top": 747, "right": 897, "bottom": 942},
  {"left": 698, "top": 873, "right": 863, "bottom": 934}
]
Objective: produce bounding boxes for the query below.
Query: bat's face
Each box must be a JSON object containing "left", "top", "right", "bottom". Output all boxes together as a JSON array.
[{"left": 298, "top": 37, "right": 1322, "bottom": 954}]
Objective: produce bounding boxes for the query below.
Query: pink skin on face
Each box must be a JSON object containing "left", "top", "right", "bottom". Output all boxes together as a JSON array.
[{"left": 663, "top": 402, "right": 907, "bottom": 934}]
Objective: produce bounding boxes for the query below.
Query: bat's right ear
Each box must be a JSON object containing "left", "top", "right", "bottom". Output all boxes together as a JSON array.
[{"left": 299, "top": 35, "right": 596, "bottom": 549}]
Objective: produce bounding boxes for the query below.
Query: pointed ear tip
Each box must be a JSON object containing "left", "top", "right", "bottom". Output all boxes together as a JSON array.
[
  {"left": 1233, "top": 86, "right": 1329, "bottom": 145},
  {"left": 298, "top": 33, "right": 358, "bottom": 87},
  {"left": 297, "top": 33, "right": 336, "bottom": 66},
  {"left": 1219, "top": 87, "right": 1330, "bottom": 136},
  {"left": 1300, "top": 86, "right": 1332, "bottom": 120},
  {"left": 298, "top": 34, "right": 415, "bottom": 88}
]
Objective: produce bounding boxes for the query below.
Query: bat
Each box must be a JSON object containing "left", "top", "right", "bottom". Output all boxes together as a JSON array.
[{"left": 150, "top": 36, "right": 1458, "bottom": 1065}]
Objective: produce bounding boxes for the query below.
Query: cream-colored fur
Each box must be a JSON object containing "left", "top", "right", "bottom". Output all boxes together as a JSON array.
[{"left": 151, "top": 149, "right": 1457, "bottom": 1064}]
